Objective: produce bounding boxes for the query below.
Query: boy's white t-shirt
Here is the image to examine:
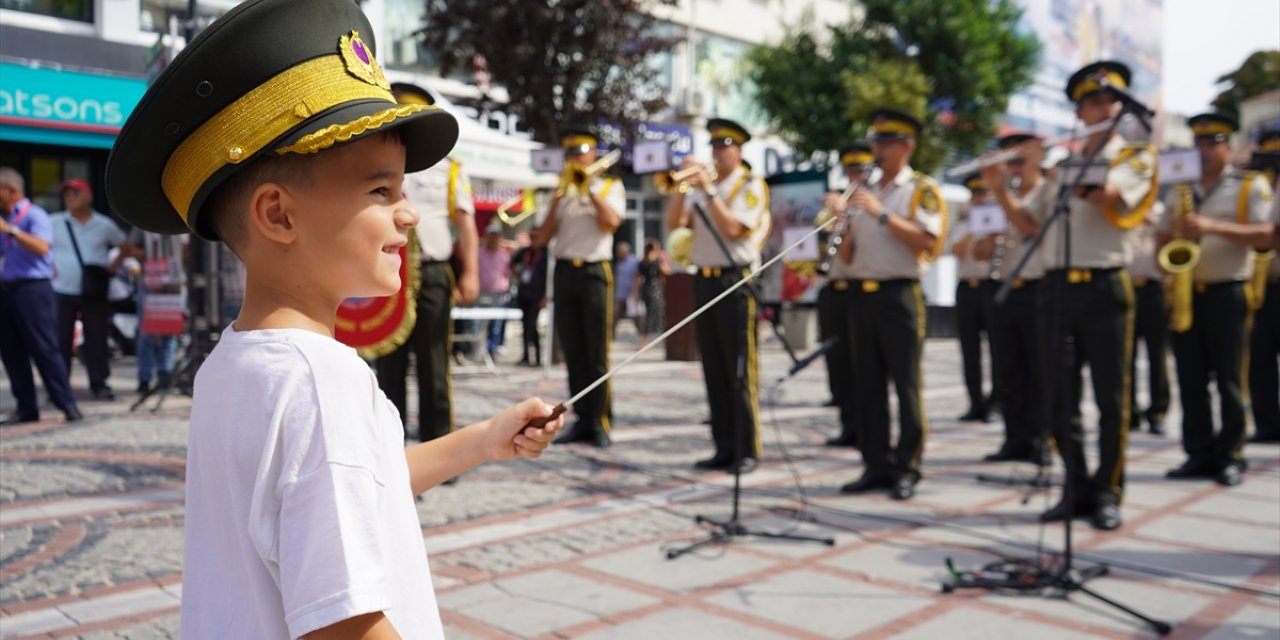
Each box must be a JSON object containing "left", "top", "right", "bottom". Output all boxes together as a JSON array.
[{"left": 181, "top": 327, "right": 443, "bottom": 639}]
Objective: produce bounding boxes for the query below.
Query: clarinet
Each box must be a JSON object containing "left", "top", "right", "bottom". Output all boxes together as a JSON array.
[{"left": 816, "top": 179, "right": 867, "bottom": 276}]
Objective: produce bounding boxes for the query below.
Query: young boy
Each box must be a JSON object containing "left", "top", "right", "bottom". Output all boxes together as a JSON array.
[{"left": 104, "top": 1, "right": 563, "bottom": 638}]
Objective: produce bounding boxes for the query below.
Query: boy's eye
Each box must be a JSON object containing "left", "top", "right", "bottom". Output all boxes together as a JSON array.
[{"left": 372, "top": 186, "right": 391, "bottom": 198}]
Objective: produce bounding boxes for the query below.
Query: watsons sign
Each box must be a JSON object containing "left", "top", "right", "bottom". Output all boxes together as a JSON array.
[{"left": 0, "top": 63, "right": 147, "bottom": 149}]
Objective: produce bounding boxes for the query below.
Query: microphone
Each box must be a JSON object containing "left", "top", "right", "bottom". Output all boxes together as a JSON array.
[
  {"left": 774, "top": 337, "right": 839, "bottom": 384},
  {"left": 1096, "top": 77, "right": 1156, "bottom": 121}
]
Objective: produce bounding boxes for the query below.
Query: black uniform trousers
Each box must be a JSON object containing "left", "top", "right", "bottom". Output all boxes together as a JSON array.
[
  {"left": 1043, "top": 268, "right": 1134, "bottom": 507},
  {"left": 1250, "top": 279, "right": 1280, "bottom": 439},
  {"left": 375, "top": 261, "right": 455, "bottom": 441},
  {"left": 55, "top": 292, "right": 112, "bottom": 393},
  {"left": 1129, "top": 278, "right": 1171, "bottom": 425},
  {"left": 0, "top": 279, "right": 78, "bottom": 416},
  {"left": 851, "top": 279, "right": 927, "bottom": 481},
  {"left": 817, "top": 279, "right": 856, "bottom": 440},
  {"left": 1171, "top": 281, "right": 1251, "bottom": 470},
  {"left": 694, "top": 269, "right": 761, "bottom": 462},
  {"left": 990, "top": 278, "right": 1048, "bottom": 454},
  {"left": 554, "top": 260, "right": 613, "bottom": 433},
  {"left": 956, "top": 279, "right": 996, "bottom": 417}
]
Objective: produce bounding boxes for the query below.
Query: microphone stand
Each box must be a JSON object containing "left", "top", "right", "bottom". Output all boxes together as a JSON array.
[{"left": 945, "top": 94, "right": 1172, "bottom": 636}]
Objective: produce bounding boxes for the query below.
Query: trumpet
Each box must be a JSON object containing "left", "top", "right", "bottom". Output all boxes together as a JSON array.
[
  {"left": 816, "top": 178, "right": 867, "bottom": 276},
  {"left": 561, "top": 149, "right": 622, "bottom": 194},
  {"left": 654, "top": 164, "right": 717, "bottom": 195},
  {"left": 945, "top": 116, "right": 1129, "bottom": 178}
]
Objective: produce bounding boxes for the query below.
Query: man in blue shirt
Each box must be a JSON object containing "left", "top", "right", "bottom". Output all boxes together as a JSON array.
[{"left": 0, "top": 167, "right": 82, "bottom": 424}]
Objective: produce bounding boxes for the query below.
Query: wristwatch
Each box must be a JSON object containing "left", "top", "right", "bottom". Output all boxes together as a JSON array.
[{"left": 877, "top": 211, "right": 890, "bottom": 226}]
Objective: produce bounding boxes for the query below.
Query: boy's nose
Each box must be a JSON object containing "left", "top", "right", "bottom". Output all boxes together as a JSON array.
[{"left": 395, "top": 204, "right": 420, "bottom": 229}]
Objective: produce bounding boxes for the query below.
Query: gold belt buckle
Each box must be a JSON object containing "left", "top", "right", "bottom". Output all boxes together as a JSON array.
[
  {"left": 1133, "top": 276, "right": 1148, "bottom": 287},
  {"left": 861, "top": 280, "right": 880, "bottom": 293},
  {"left": 833, "top": 279, "right": 849, "bottom": 291},
  {"left": 1012, "top": 278, "right": 1025, "bottom": 289},
  {"left": 701, "top": 267, "right": 721, "bottom": 278},
  {"left": 968, "top": 278, "right": 980, "bottom": 288},
  {"left": 1067, "top": 269, "right": 1091, "bottom": 284},
  {"left": 571, "top": 259, "right": 584, "bottom": 267},
  {"left": 1195, "top": 281, "right": 1208, "bottom": 294}
]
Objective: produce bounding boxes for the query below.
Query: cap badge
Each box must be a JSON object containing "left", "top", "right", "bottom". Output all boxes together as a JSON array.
[{"left": 340, "top": 31, "right": 390, "bottom": 90}]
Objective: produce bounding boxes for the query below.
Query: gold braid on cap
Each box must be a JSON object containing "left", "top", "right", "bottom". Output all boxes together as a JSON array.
[{"left": 275, "top": 104, "right": 430, "bottom": 155}]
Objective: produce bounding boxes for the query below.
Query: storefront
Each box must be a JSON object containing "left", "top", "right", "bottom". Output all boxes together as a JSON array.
[{"left": 0, "top": 62, "right": 146, "bottom": 214}]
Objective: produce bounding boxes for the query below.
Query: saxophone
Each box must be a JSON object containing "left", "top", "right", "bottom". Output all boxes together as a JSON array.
[{"left": 1158, "top": 183, "right": 1200, "bottom": 333}]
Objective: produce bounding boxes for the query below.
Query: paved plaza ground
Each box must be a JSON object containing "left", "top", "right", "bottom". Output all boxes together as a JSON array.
[{"left": 1, "top": 326, "right": 1278, "bottom": 639}]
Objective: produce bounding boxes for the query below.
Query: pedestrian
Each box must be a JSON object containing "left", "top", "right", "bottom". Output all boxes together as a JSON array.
[
  {"left": 512, "top": 238, "right": 548, "bottom": 365},
  {"left": 635, "top": 238, "right": 669, "bottom": 349},
  {"left": 50, "top": 178, "right": 130, "bottom": 400},
  {"left": 104, "top": 1, "right": 563, "bottom": 637},
  {"left": 477, "top": 220, "right": 512, "bottom": 357},
  {"left": 612, "top": 241, "right": 638, "bottom": 334},
  {"left": 132, "top": 228, "right": 184, "bottom": 394},
  {"left": 0, "top": 166, "right": 82, "bottom": 424}
]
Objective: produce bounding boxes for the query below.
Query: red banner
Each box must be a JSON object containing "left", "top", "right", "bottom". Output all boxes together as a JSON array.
[{"left": 335, "top": 231, "right": 421, "bottom": 360}]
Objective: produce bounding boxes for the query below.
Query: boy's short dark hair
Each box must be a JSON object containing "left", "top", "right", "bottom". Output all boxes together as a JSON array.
[{"left": 203, "top": 154, "right": 315, "bottom": 253}]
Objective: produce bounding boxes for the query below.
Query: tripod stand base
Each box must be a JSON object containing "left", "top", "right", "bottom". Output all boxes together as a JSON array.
[
  {"left": 665, "top": 515, "right": 835, "bottom": 560},
  {"left": 943, "top": 558, "right": 1171, "bottom": 635}
]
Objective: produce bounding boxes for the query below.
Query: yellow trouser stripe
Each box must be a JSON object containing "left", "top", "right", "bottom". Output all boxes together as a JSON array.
[{"left": 600, "top": 261, "right": 614, "bottom": 432}]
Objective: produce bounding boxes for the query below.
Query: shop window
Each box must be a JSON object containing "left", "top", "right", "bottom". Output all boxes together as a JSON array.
[{"left": 0, "top": 0, "right": 92, "bottom": 22}]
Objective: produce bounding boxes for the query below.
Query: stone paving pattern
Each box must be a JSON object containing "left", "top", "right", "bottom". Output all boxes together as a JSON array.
[{"left": 1, "top": 326, "right": 1278, "bottom": 639}]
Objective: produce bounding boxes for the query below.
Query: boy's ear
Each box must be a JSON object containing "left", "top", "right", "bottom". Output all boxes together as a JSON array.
[{"left": 247, "top": 182, "right": 298, "bottom": 244}]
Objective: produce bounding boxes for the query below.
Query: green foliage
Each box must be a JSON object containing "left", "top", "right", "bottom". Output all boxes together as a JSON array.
[
  {"left": 748, "top": 0, "right": 1040, "bottom": 174},
  {"left": 416, "top": 0, "right": 678, "bottom": 144},
  {"left": 1210, "top": 50, "right": 1280, "bottom": 119}
]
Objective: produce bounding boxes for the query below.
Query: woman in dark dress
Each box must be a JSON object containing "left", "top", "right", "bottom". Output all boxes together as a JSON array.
[{"left": 636, "top": 239, "right": 669, "bottom": 348}]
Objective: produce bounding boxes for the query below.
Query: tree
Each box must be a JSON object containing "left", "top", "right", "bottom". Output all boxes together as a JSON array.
[
  {"left": 1210, "top": 50, "right": 1280, "bottom": 120},
  {"left": 748, "top": 0, "right": 1040, "bottom": 174},
  {"left": 416, "top": 0, "right": 679, "bottom": 145}
]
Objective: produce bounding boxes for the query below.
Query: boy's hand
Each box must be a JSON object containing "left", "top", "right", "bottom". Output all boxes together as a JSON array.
[{"left": 485, "top": 398, "right": 563, "bottom": 462}]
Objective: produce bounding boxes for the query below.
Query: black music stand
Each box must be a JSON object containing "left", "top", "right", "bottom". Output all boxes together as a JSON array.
[
  {"left": 666, "top": 201, "right": 834, "bottom": 558},
  {"left": 943, "top": 92, "right": 1171, "bottom": 636}
]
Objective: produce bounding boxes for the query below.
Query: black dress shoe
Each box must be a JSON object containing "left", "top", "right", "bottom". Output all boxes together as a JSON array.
[
  {"left": 1147, "top": 414, "right": 1166, "bottom": 436},
  {"left": 591, "top": 430, "right": 612, "bottom": 449},
  {"left": 1215, "top": 464, "right": 1243, "bottom": 487},
  {"left": 694, "top": 456, "right": 732, "bottom": 470},
  {"left": 136, "top": 380, "right": 152, "bottom": 394},
  {"left": 890, "top": 476, "right": 917, "bottom": 500},
  {"left": 839, "top": 472, "right": 892, "bottom": 494},
  {"left": 0, "top": 412, "right": 39, "bottom": 426},
  {"left": 1092, "top": 504, "right": 1122, "bottom": 530},
  {"left": 824, "top": 434, "right": 858, "bottom": 447},
  {"left": 730, "top": 457, "right": 758, "bottom": 475},
  {"left": 1039, "top": 498, "right": 1092, "bottom": 522},
  {"left": 91, "top": 387, "right": 115, "bottom": 401},
  {"left": 957, "top": 410, "right": 988, "bottom": 422},
  {"left": 63, "top": 407, "right": 83, "bottom": 422},
  {"left": 1248, "top": 432, "right": 1280, "bottom": 444},
  {"left": 1166, "top": 458, "right": 1218, "bottom": 479},
  {"left": 982, "top": 446, "right": 1026, "bottom": 462},
  {"left": 822, "top": 398, "right": 838, "bottom": 407},
  {"left": 552, "top": 425, "right": 593, "bottom": 445}
]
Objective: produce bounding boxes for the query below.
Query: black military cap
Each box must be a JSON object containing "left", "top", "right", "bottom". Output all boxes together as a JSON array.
[
  {"left": 867, "top": 108, "right": 922, "bottom": 140},
  {"left": 559, "top": 124, "right": 598, "bottom": 154},
  {"left": 1260, "top": 128, "right": 1280, "bottom": 153},
  {"left": 707, "top": 118, "right": 751, "bottom": 146},
  {"left": 964, "top": 173, "right": 989, "bottom": 192},
  {"left": 1066, "top": 60, "right": 1132, "bottom": 103},
  {"left": 391, "top": 82, "right": 437, "bottom": 106},
  {"left": 996, "top": 132, "right": 1038, "bottom": 150},
  {"left": 1188, "top": 112, "right": 1238, "bottom": 142},
  {"left": 106, "top": 0, "right": 458, "bottom": 240},
  {"left": 839, "top": 142, "right": 874, "bottom": 167}
]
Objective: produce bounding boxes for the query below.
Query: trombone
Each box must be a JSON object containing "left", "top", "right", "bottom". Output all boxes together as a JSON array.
[
  {"left": 559, "top": 149, "right": 622, "bottom": 195},
  {"left": 654, "top": 164, "right": 717, "bottom": 195},
  {"left": 495, "top": 190, "right": 538, "bottom": 227}
]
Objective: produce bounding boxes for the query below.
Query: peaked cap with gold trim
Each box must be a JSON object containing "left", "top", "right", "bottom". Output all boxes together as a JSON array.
[
  {"left": 106, "top": 0, "right": 458, "bottom": 240},
  {"left": 1188, "top": 112, "right": 1237, "bottom": 140},
  {"left": 559, "top": 124, "right": 599, "bottom": 154},
  {"left": 867, "top": 108, "right": 922, "bottom": 140},
  {"left": 838, "top": 142, "right": 874, "bottom": 167},
  {"left": 391, "top": 81, "right": 437, "bottom": 106},
  {"left": 996, "top": 131, "right": 1038, "bottom": 150},
  {"left": 1066, "top": 60, "right": 1132, "bottom": 103},
  {"left": 707, "top": 118, "right": 751, "bottom": 146},
  {"left": 964, "top": 173, "right": 989, "bottom": 192}
]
